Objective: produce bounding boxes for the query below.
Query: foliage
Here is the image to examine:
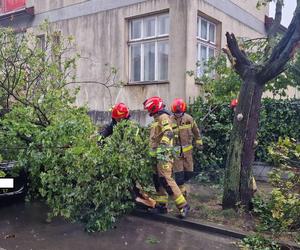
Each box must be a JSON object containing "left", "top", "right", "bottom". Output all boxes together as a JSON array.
[
  {"left": 188, "top": 98, "right": 300, "bottom": 184},
  {"left": 239, "top": 234, "right": 280, "bottom": 250},
  {"left": 253, "top": 138, "right": 300, "bottom": 234},
  {"left": 0, "top": 170, "right": 5, "bottom": 177},
  {"left": 188, "top": 98, "right": 232, "bottom": 183},
  {"left": 27, "top": 118, "right": 151, "bottom": 232},
  {"left": 187, "top": 54, "right": 242, "bottom": 103},
  {"left": 257, "top": 99, "right": 300, "bottom": 162},
  {"left": 268, "top": 137, "right": 300, "bottom": 168},
  {"left": 0, "top": 25, "right": 152, "bottom": 232},
  {"left": 145, "top": 236, "right": 160, "bottom": 245},
  {"left": 2, "top": 101, "right": 152, "bottom": 232}
]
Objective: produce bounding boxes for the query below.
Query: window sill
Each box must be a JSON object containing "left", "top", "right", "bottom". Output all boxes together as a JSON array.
[
  {"left": 125, "top": 81, "right": 169, "bottom": 86},
  {"left": 195, "top": 80, "right": 204, "bottom": 86}
]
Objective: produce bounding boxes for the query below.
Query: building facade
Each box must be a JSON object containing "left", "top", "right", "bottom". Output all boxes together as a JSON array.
[{"left": 0, "top": 0, "right": 270, "bottom": 124}]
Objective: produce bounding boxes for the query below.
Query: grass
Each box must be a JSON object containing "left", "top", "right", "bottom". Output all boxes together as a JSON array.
[{"left": 145, "top": 235, "right": 160, "bottom": 245}]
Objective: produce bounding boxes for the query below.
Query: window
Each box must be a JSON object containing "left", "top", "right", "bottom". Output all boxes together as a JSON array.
[
  {"left": 37, "top": 35, "right": 46, "bottom": 51},
  {"left": 197, "top": 17, "right": 217, "bottom": 77},
  {"left": 51, "top": 32, "right": 62, "bottom": 69},
  {"left": 129, "top": 13, "right": 169, "bottom": 83}
]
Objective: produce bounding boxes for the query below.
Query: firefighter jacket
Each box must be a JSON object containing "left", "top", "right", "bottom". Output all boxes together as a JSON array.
[
  {"left": 99, "top": 119, "right": 117, "bottom": 138},
  {"left": 170, "top": 113, "right": 202, "bottom": 155},
  {"left": 99, "top": 115, "right": 132, "bottom": 138},
  {"left": 149, "top": 110, "right": 174, "bottom": 152}
]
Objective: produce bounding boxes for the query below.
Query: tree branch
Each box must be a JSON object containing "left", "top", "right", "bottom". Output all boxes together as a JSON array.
[
  {"left": 267, "top": 0, "right": 283, "bottom": 38},
  {"left": 259, "top": 2, "right": 300, "bottom": 83},
  {"left": 224, "top": 32, "right": 252, "bottom": 78}
]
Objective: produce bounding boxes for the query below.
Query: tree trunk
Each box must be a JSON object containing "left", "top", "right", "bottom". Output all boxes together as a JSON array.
[
  {"left": 240, "top": 82, "right": 264, "bottom": 209},
  {"left": 223, "top": 71, "right": 258, "bottom": 209},
  {"left": 222, "top": 0, "right": 300, "bottom": 210}
]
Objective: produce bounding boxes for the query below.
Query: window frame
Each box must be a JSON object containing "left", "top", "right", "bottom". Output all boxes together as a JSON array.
[
  {"left": 128, "top": 13, "right": 169, "bottom": 84},
  {"left": 197, "top": 16, "right": 216, "bottom": 45},
  {"left": 196, "top": 16, "right": 217, "bottom": 78}
]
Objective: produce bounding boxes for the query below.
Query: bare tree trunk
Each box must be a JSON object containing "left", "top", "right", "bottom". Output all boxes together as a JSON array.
[
  {"left": 240, "top": 82, "right": 264, "bottom": 209},
  {"left": 223, "top": 71, "right": 256, "bottom": 209},
  {"left": 223, "top": 75, "right": 264, "bottom": 210}
]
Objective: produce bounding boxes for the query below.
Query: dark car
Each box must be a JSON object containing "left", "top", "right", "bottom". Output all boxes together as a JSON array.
[{"left": 0, "top": 161, "right": 27, "bottom": 201}]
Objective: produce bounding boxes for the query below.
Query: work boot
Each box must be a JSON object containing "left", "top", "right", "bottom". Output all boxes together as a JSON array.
[
  {"left": 178, "top": 204, "right": 190, "bottom": 219},
  {"left": 148, "top": 204, "right": 168, "bottom": 214}
]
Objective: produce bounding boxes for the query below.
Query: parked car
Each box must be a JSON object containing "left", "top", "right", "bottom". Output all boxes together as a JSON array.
[{"left": 0, "top": 161, "right": 27, "bottom": 201}]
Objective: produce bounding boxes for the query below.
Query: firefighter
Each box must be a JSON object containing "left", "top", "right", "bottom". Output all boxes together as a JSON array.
[
  {"left": 230, "top": 98, "right": 257, "bottom": 194},
  {"left": 99, "top": 102, "right": 157, "bottom": 210},
  {"left": 143, "top": 96, "right": 190, "bottom": 218},
  {"left": 170, "top": 98, "right": 203, "bottom": 197},
  {"left": 99, "top": 102, "right": 130, "bottom": 138}
]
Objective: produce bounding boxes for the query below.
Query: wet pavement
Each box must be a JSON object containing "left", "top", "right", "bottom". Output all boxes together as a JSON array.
[{"left": 0, "top": 201, "right": 239, "bottom": 250}]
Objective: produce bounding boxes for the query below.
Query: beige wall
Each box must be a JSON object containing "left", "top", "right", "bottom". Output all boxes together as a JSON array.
[
  {"left": 264, "top": 87, "right": 300, "bottom": 99},
  {"left": 29, "top": 0, "right": 88, "bottom": 14},
  {"left": 230, "top": 0, "right": 269, "bottom": 22}
]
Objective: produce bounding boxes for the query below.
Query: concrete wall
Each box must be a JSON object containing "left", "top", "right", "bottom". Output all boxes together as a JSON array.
[
  {"left": 230, "top": 0, "right": 269, "bottom": 22},
  {"left": 28, "top": 0, "right": 88, "bottom": 14}
]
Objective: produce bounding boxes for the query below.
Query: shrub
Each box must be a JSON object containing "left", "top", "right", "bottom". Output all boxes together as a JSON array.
[
  {"left": 188, "top": 98, "right": 300, "bottom": 184},
  {"left": 0, "top": 25, "right": 152, "bottom": 231},
  {"left": 257, "top": 99, "right": 300, "bottom": 162},
  {"left": 5, "top": 107, "right": 152, "bottom": 231},
  {"left": 253, "top": 138, "right": 300, "bottom": 234},
  {"left": 188, "top": 98, "right": 232, "bottom": 183},
  {"left": 239, "top": 234, "right": 280, "bottom": 250}
]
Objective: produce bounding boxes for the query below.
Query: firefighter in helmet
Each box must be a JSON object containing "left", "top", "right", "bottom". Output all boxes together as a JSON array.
[
  {"left": 143, "top": 96, "right": 190, "bottom": 218},
  {"left": 99, "top": 102, "right": 130, "bottom": 138},
  {"left": 99, "top": 102, "right": 157, "bottom": 210},
  {"left": 170, "top": 98, "right": 203, "bottom": 197}
]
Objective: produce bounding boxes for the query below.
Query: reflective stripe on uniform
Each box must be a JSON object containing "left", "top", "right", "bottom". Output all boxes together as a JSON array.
[
  {"left": 172, "top": 124, "right": 192, "bottom": 132},
  {"left": 151, "top": 122, "right": 159, "bottom": 128},
  {"left": 175, "top": 194, "right": 186, "bottom": 207},
  {"left": 155, "top": 195, "right": 168, "bottom": 204},
  {"left": 179, "top": 124, "right": 192, "bottom": 130},
  {"left": 174, "top": 145, "right": 193, "bottom": 155},
  {"left": 162, "top": 125, "right": 172, "bottom": 132},
  {"left": 182, "top": 145, "right": 193, "bottom": 152},
  {"left": 196, "top": 139, "right": 203, "bottom": 145},
  {"left": 161, "top": 119, "right": 169, "bottom": 126},
  {"left": 161, "top": 163, "right": 170, "bottom": 169},
  {"left": 161, "top": 136, "right": 171, "bottom": 145}
]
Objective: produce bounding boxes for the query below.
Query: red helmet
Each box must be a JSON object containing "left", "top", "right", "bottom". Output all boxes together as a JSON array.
[
  {"left": 111, "top": 103, "right": 129, "bottom": 119},
  {"left": 171, "top": 98, "right": 187, "bottom": 113},
  {"left": 143, "top": 96, "right": 164, "bottom": 115},
  {"left": 230, "top": 99, "right": 238, "bottom": 109}
]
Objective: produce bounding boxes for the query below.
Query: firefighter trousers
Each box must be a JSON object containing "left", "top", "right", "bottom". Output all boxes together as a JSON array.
[
  {"left": 173, "top": 151, "right": 194, "bottom": 195},
  {"left": 152, "top": 161, "right": 187, "bottom": 209}
]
